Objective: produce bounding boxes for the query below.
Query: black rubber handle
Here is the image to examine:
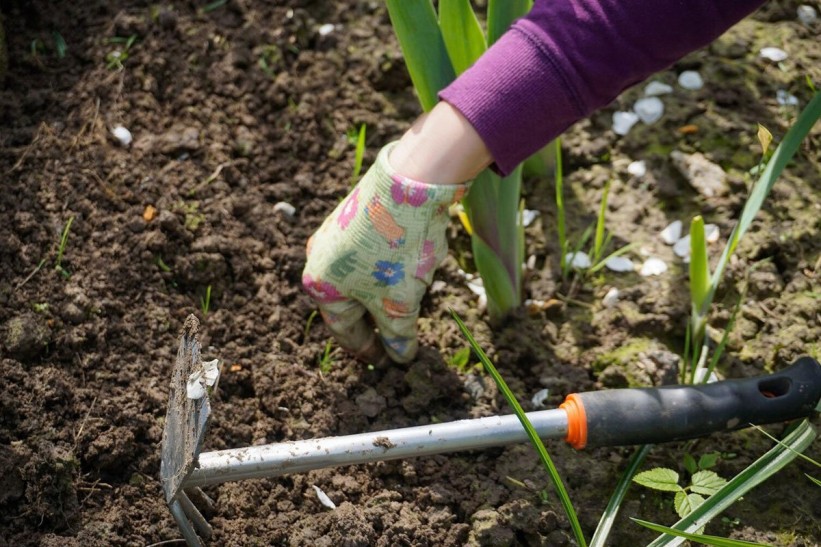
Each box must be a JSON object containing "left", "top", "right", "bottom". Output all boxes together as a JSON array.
[{"left": 574, "top": 356, "right": 821, "bottom": 448}]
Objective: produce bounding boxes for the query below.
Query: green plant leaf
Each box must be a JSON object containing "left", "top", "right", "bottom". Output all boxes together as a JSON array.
[
  {"left": 690, "top": 470, "right": 727, "bottom": 496},
  {"left": 674, "top": 491, "right": 705, "bottom": 519},
  {"left": 438, "top": 0, "right": 486, "bottom": 75},
  {"left": 683, "top": 454, "right": 698, "bottom": 475},
  {"left": 633, "top": 468, "right": 682, "bottom": 492},
  {"left": 451, "top": 311, "right": 587, "bottom": 547},
  {"left": 689, "top": 216, "right": 710, "bottom": 316},
  {"left": 633, "top": 518, "right": 769, "bottom": 546},
  {"left": 698, "top": 452, "right": 720, "bottom": 470},
  {"left": 487, "top": 0, "right": 532, "bottom": 46},
  {"left": 593, "top": 181, "right": 611, "bottom": 263},
  {"left": 807, "top": 474, "right": 821, "bottom": 487},
  {"left": 448, "top": 346, "right": 471, "bottom": 369},
  {"left": 472, "top": 235, "right": 518, "bottom": 320},
  {"left": 385, "top": 0, "right": 455, "bottom": 111}
]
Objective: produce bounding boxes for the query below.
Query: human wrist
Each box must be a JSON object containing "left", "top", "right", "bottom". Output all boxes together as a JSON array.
[{"left": 389, "top": 101, "right": 492, "bottom": 184}]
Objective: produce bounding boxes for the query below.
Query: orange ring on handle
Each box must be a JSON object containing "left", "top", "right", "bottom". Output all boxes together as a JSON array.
[{"left": 560, "top": 394, "right": 588, "bottom": 449}]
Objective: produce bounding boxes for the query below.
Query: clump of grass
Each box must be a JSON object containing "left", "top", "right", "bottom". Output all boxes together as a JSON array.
[{"left": 55, "top": 215, "right": 75, "bottom": 278}]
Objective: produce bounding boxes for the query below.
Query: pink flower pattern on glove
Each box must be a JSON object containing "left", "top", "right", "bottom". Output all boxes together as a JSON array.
[
  {"left": 302, "top": 274, "right": 345, "bottom": 303},
  {"left": 337, "top": 188, "right": 360, "bottom": 230},
  {"left": 391, "top": 176, "right": 429, "bottom": 207}
]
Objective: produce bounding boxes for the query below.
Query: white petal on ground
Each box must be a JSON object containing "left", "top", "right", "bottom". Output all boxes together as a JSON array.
[
  {"left": 273, "top": 201, "right": 296, "bottom": 218},
  {"left": 634, "top": 97, "right": 664, "bottom": 124},
  {"left": 677, "top": 70, "right": 704, "bottom": 90},
  {"left": 430, "top": 280, "right": 447, "bottom": 293},
  {"left": 566, "top": 251, "right": 591, "bottom": 269},
  {"left": 673, "top": 235, "right": 691, "bottom": 258},
  {"left": 798, "top": 5, "right": 817, "bottom": 25},
  {"left": 776, "top": 89, "right": 799, "bottom": 106},
  {"left": 602, "top": 287, "right": 620, "bottom": 308},
  {"left": 760, "top": 47, "right": 788, "bottom": 62},
  {"left": 318, "top": 23, "right": 335, "bottom": 36},
  {"left": 612, "top": 111, "right": 640, "bottom": 135},
  {"left": 640, "top": 257, "right": 668, "bottom": 276},
  {"left": 660, "top": 220, "right": 682, "bottom": 245},
  {"left": 627, "top": 160, "right": 647, "bottom": 177},
  {"left": 312, "top": 485, "right": 337, "bottom": 509},
  {"left": 521, "top": 209, "right": 540, "bottom": 227},
  {"left": 605, "top": 256, "right": 635, "bottom": 272},
  {"left": 531, "top": 388, "right": 550, "bottom": 409},
  {"left": 644, "top": 81, "right": 674, "bottom": 96},
  {"left": 112, "top": 125, "right": 133, "bottom": 146},
  {"left": 202, "top": 359, "right": 220, "bottom": 386},
  {"left": 526, "top": 254, "right": 537, "bottom": 271},
  {"left": 186, "top": 371, "right": 206, "bottom": 399},
  {"left": 704, "top": 224, "right": 720, "bottom": 243}
]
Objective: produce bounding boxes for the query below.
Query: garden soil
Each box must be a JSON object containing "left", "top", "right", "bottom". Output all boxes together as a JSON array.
[{"left": 1, "top": 1, "right": 820, "bottom": 546}]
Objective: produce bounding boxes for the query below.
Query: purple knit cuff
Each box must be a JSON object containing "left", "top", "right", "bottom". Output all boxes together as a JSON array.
[{"left": 439, "top": 23, "right": 582, "bottom": 176}]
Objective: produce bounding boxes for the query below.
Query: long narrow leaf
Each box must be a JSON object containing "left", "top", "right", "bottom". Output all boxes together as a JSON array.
[
  {"left": 472, "top": 235, "right": 518, "bottom": 320},
  {"left": 647, "top": 420, "right": 817, "bottom": 546},
  {"left": 385, "top": 0, "right": 455, "bottom": 111},
  {"left": 487, "top": 0, "right": 533, "bottom": 46},
  {"left": 438, "top": 0, "right": 486, "bottom": 75},
  {"left": 633, "top": 519, "right": 768, "bottom": 546},
  {"left": 554, "top": 139, "right": 568, "bottom": 275},
  {"left": 451, "top": 311, "right": 587, "bottom": 547},
  {"left": 689, "top": 216, "right": 710, "bottom": 316},
  {"left": 593, "top": 181, "right": 611, "bottom": 263},
  {"left": 590, "top": 444, "right": 653, "bottom": 546}
]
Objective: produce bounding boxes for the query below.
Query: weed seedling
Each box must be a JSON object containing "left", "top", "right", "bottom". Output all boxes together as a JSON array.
[
  {"left": 632, "top": 462, "right": 728, "bottom": 519},
  {"left": 304, "top": 310, "right": 318, "bottom": 339},
  {"left": 318, "top": 340, "right": 334, "bottom": 375},
  {"left": 106, "top": 35, "right": 137, "bottom": 70},
  {"left": 200, "top": 285, "right": 212, "bottom": 316},
  {"left": 347, "top": 123, "right": 366, "bottom": 185},
  {"left": 55, "top": 215, "right": 74, "bottom": 278}
]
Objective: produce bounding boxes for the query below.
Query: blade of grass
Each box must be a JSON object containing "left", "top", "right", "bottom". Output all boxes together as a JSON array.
[
  {"left": 590, "top": 444, "right": 653, "bottom": 547},
  {"left": 487, "top": 0, "right": 533, "bottom": 45},
  {"left": 749, "top": 424, "right": 821, "bottom": 469},
  {"left": 647, "top": 419, "right": 817, "bottom": 546},
  {"left": 593, "top": 181, "right": 611, "bottom": 264},
  {"left": 438, "top": 0, "right": 486, "bottom": 75},
  {"left": 633, "top": 519, "right": 768, "bottom": 546},
  {"left": 689, "top": 216, "right": 710, "bottom": 316},
  {"left": 352, "top": 123, "right": 366, "bottom": 183},
  {"left": 385, "top": 0, "right": 455, "bottom": 111},
  {"left": 587, "top": 242, "right": 637, "bottom": 274},
  {"left": 554, "top": 139, "right": 568, "bottom": 276},
  {"left": 451, "top": 310, "right": 587, "bottom": 547}
]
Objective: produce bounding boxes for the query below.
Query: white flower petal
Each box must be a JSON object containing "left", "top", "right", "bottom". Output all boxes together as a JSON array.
[
  {"left": 634, "top": 97, "right": 664, "bottom": 124},
  {"left": 627, "top": 160, "right": 647, "bottom": 178},
  {"left": 644, "top": 81, "right": 674, "bottom": 96},
  {"left": 612, "top": 111, "right": 640, "bottom": 135},
  {"left": 704, "top": 224, "right": 720, "bottom": 243},
  {"left": 312, "top": 485, "right": 337, "bottom": 509},
  {"left": 566, "top": 251, "right": 591, "bottom": 269},
  {"left": 677, "top": 71, "right": 704, "bottom": 90},
  {"left": 520, "top": 209, "right": 540, "bottom": 227},
  {"left": 760, "top": 47, "right": 788, "bottom": 62},
  {"left": 640, "top": 257, "right": 668, "bottom": 276},
  {"left": 318, "top": 24, "right": 335, "bottom": 36},
  {"left": 605, "top": 256, "right": 634, "bottom": 272},
  {"left": 466, "top": 277, "right": 486, "bottom": 297},
  {"left": 186, "top": 371, "right": 206, "bottom": 399},
  {"left": 112, "top": 125, "right": 133, "bottom": 146},
  {"left": 673, "top": 235, "right": 691, "bottom": 258},
  {"left": 203, "top": 359, "right": 220, "bottom": 386},
  {"left": 531, "top": 388, "right": 550, "bottom": 409},
  {"left": 273, "top": 201, "right": 296, "bottom": 218},
  {"left": 602, "top": 287, "right": 620, "bottom": 308},
  {"left": 797, "top": 5, "right": 817, "bottom": 25},
  {"left": 776, "top": 89, "right": 799, "bottom": 106},
  {"left": 660, "top": 220, "right": 682, "bottom": 245}
]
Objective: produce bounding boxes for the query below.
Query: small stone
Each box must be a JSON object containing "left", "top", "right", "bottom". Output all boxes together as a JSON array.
[
  {"left": 660, "top": 220, "right": 682, "bottom": 245},
  {"left": 3, "top": 313, "right": 51, "bottom": 362},
  {"left": 602, "top": 287, "right": 620, "bottom": 308},
  {"left": 355, "top": 388, "right": 386, "bottom": 418},
  {"left": 639, "top": 257, "right": 667, "bottom": 276},
  {"left": 627, "top": 160, "right": 647, "bottom": 178},
  {"left": 312, "top": 485, "right": 336, "bottom": 510},
  {"left": 605, "top": 256, "right": 634, "bottom": 272},
  {"left": 612, "top": 111, "right": 639, "bottom": 135},
  {"left": 673, "top": 235, "right": 691, "bottom": 258},
  {"left": 644, "top": 81, "right": 673, "bottom": 96},
  {"left": 760, "top": 47, "right": 788, "bottom": 62},
  {"left": 112, "top": 125, "right": 132, "bottom": 146},
  {"left": 566, "top": 251, "right": 591, "bottom": 270},
  {"left": 633, "top": 97, "right": 664, "bottom": 124},
  {"left": 678, "top": 70, "right": 704, "bottom": 90},
  {"left": 670, "top": 150, "right": 729, "bottom": 197},
  {"left": 797, "top": 5, "right": 817, "bottom": 25}
]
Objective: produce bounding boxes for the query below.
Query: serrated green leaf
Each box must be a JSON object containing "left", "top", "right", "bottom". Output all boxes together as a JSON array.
[
  {"left": 698, "top": 452, "right": 720, "bottom": 470},
  {"left": 690, "top": 470, "right": 727, "bottom": 496},
  {"left": 633, "top": 468, "right": 682, "bottom": 492},
  {"left": 675, "top": 491, "right": 705, "bottom": 519},
  {"left": 632, "top": 518, "right": 770, "bottom": 546},
  {"left": 683, "top": 454, "right": 698, "bottom": 475}
]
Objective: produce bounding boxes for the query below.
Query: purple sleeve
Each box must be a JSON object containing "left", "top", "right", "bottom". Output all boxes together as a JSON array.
[{"left": 439, "top": 0, "right": 766, "bottom": 175}]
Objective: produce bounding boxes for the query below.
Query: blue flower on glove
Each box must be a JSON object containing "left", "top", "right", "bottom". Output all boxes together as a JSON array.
[{"left": 372, "top": 260, "right": 405, "bottom": 286}]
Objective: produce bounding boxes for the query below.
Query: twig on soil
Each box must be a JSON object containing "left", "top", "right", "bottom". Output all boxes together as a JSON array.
[
  {"left": 73, "top": 395, "right": 98, "bottom": 448},
  {"left": 79, "top": 478, "right": 113, "bottom": 505},
  {"left": 13, "top": 259, "right": 46, "bottom": 292},
  {"left": 70, "top": 97, "right": 101, "bottom": 151},
  {"left": 189, "top": 161, "right": 232, "bottom": 196},
  {"left": 554, "top": 293, "right": 593, "bottom": 309},
  {"left": 5, "top": 122, "right": 53, "bottom": 175}
]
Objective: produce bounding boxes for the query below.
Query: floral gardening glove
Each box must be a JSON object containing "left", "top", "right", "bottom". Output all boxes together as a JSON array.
[{"left": 302, "top": 142, "right": 470, "bottom": 363}]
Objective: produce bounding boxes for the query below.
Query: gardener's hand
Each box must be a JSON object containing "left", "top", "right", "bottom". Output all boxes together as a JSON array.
[{"left": 302, "top": 142, "right": 470, "bottom": 363}]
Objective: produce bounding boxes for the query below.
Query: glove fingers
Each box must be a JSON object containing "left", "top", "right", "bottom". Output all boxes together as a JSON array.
[
  {"left": 369, "top": 300, "right": 420, "bottom": 364},
  {"left": 317, "top": 299, "right": 386, "bottom": 365}
]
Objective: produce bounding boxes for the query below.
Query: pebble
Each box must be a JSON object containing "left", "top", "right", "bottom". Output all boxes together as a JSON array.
[
  {"left": 612, "top": 111, "right": 639, "bottom": 135},
  {"left": 627, "top": 160, "right": 647, "bottom": 177},
  {"left": 660, "top": 220, "right": 682, "bottom": 245},
  {"left": 760, "top": 47, "right": 788, "bottom": 62},
  {"left": 605, "top": 256, "right": 634, "bottom": 272},
  {"left": 566, "top": 251, "right": 591, "bottom": 269},
  {"left": 704, "top": 223, "right": 720, "bottom": 243},
  {"left": 797, "top": 5, "right": 817, "bottom": 25},
  {"left": 678, "top": 70, "right": 704, "bottom": 90},
  {"left": 639, "top": 257, "right": 667, "bottom": 276},
  {"left": 633, "top": 97, "right": 664, "bottom": 124},
  {"left": 602, "top": 287, "right": 620, "bottom": 308},
  {"left": 644, "top": 81, "right": 673, "bottom": 96},
  {"left": 112, "top": 125, "right": 132, "bottom": 146}
]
